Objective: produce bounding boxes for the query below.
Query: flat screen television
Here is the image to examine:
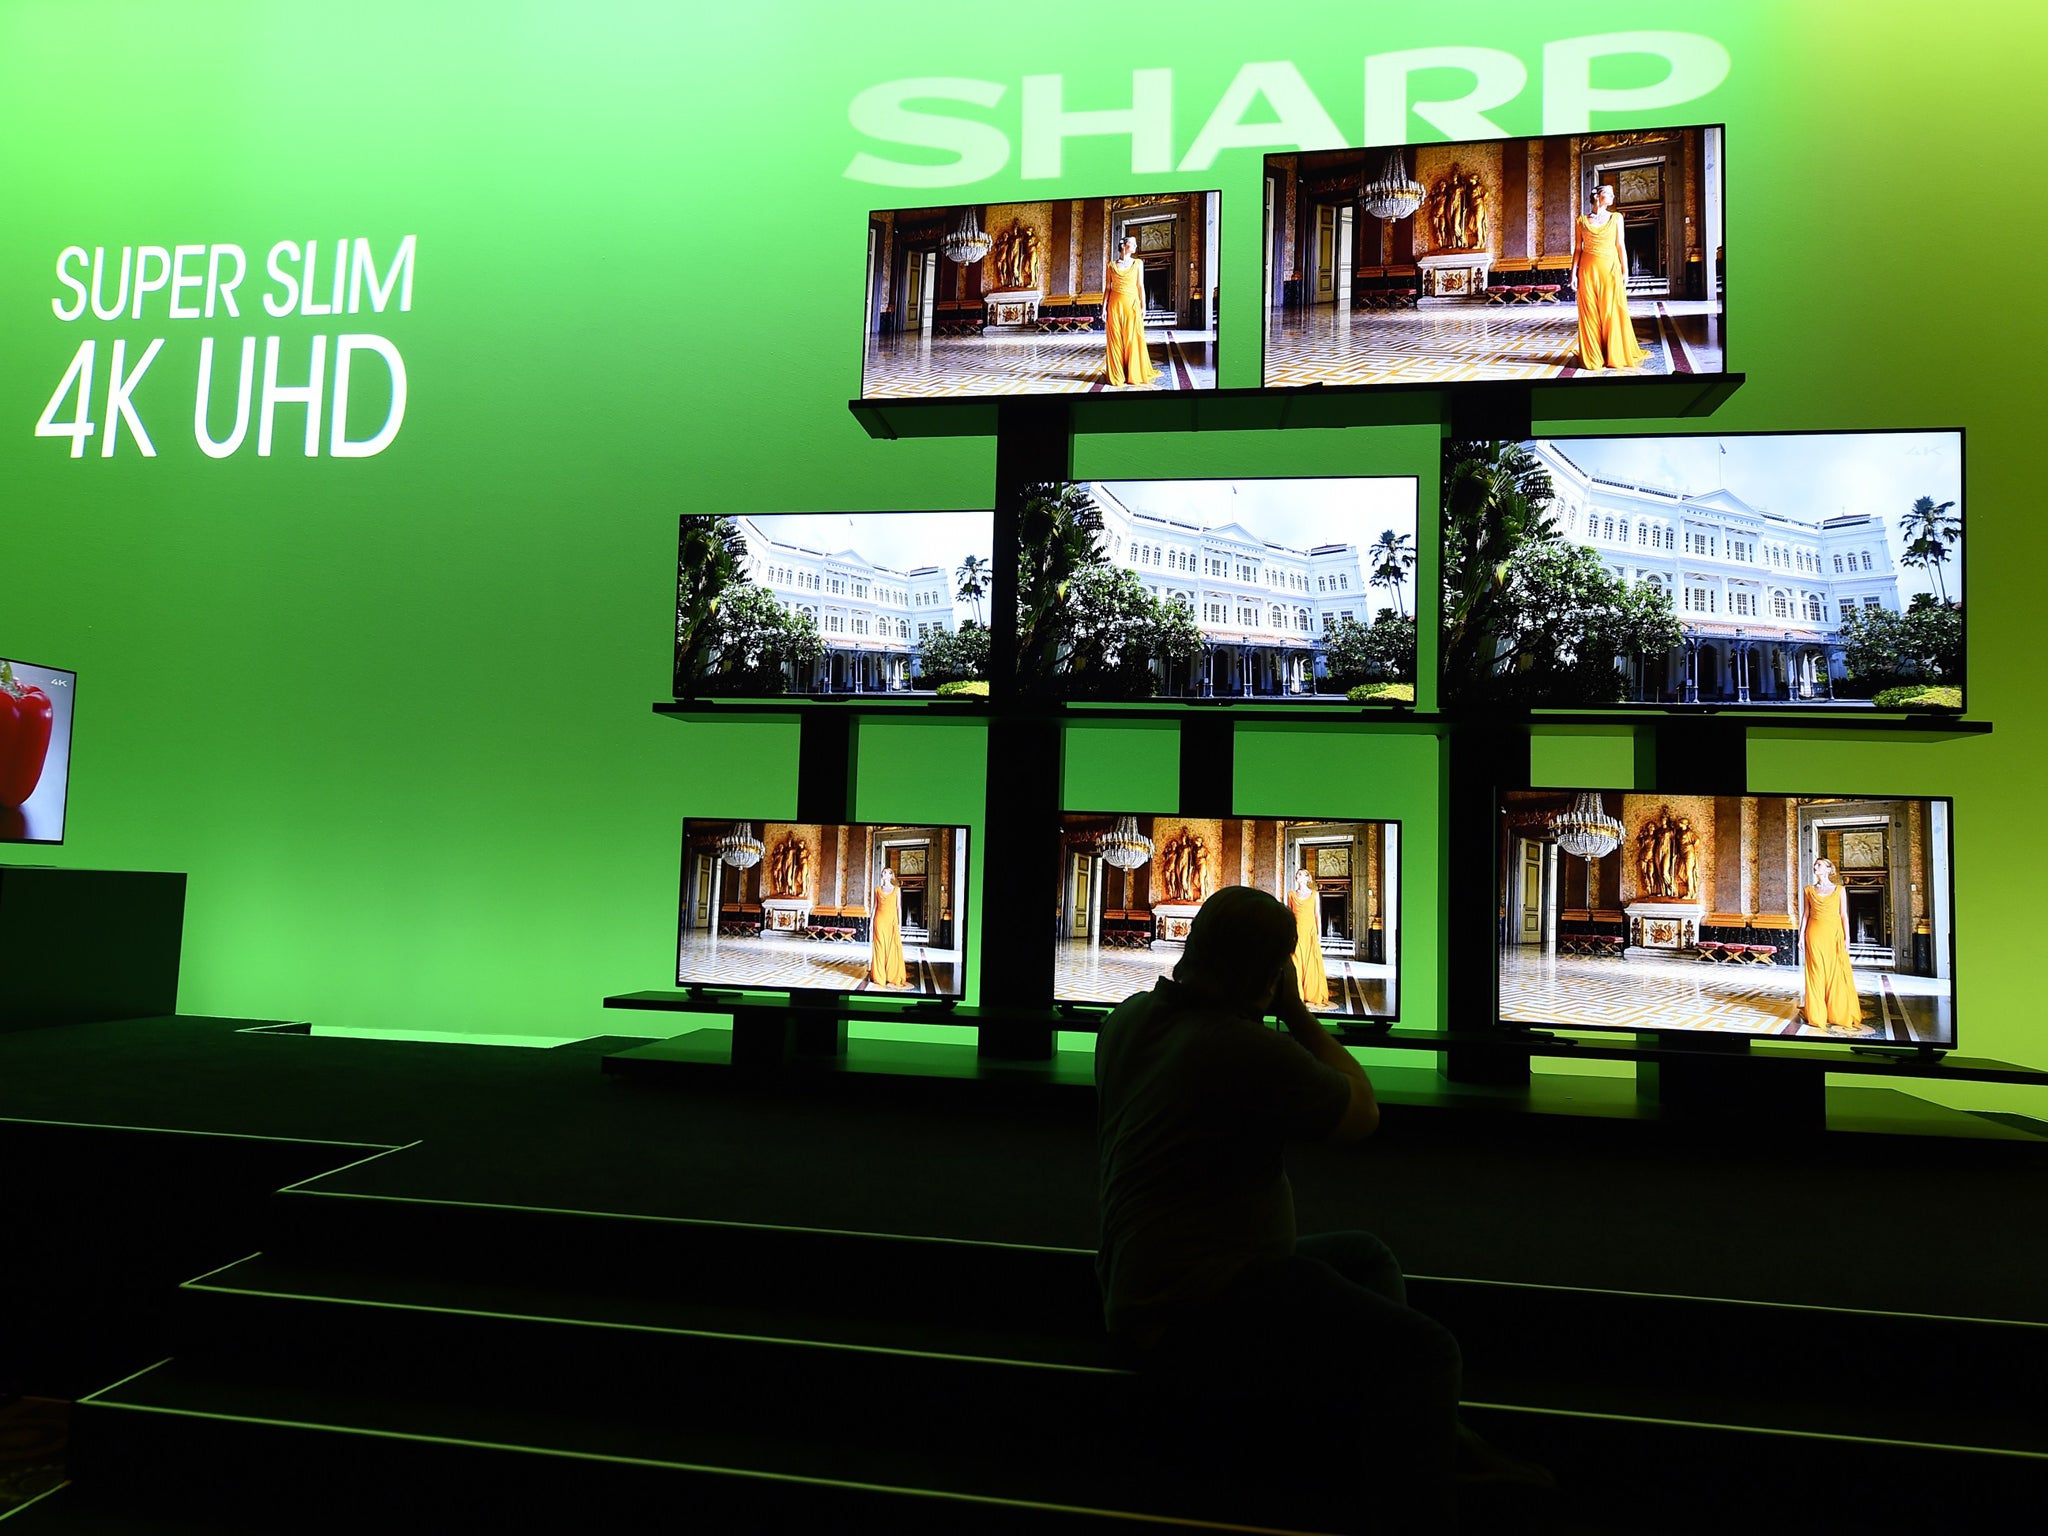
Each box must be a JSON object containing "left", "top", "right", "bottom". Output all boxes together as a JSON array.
[
  {"left": 861, "top": 191, "right": 1220, "bottom": 399},
  {"left": 1055, "top": 813, "right": 1400, "bottom": 1019},
  {"left": 1015, "top": 477, "right": 1418, "bottom": 703},
  {"left": 1498, "top": 789, "right": 1955, "bottom": 1046},
  {"left": 678, "top": 819, "right": 970, "bottom": 1000},
  {"left": 1441, "top": 430, "right": 1965, "bottom": 712},
  {"left": 1, "top": 657, "right": 76, "bottom": 846},
  {"left": 1261, "top": 124, "right": 1725, "bottom": 387},
  {"left": 675, "top": 512, "right": 994, "bottom": 699}
]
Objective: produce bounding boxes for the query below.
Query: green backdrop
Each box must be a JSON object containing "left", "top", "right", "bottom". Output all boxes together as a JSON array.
[{"left": 2, "top": 3, "right": 2040, "bottom": 1108}]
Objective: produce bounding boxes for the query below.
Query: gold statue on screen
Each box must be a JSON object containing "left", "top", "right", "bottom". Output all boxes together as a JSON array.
[
  {"left": 767, "top": 834, "right": 811, "bottom": 898},
  {"left": 1158, "top": 828, "right": 1209, "bottom": 903},
  {"left": 1633, "top": 806, "right": 1701, "bottom": 900}
]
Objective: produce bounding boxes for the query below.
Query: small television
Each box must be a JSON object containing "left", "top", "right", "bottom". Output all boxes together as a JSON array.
[
  {"left": 1015, "top": 477, "right": 1418, "bottom": 704},
  {"left": 679, "top": 819, "right": 970, "bottom": 1000},
  {"left": 861, "top": 190, "right": 1220, "bottom": 399},
  {"left": 1441, "top": 431, "right": 1965, "bottom": 712},
  {"left": 1498, "top": 789, "right": 1955, "bottom": 1046},
  {"left": 1055, "top": 813, "right": 1400, "bottom": 1019},
  {"left": 1, "top": 657, "right": 76, "bottom": 846},
  {"left": 1261, "top": 124, "right": 1725, "bottom": 387},
  {"left": 675, "top": 511, "right": 994, "bottom": 700}
]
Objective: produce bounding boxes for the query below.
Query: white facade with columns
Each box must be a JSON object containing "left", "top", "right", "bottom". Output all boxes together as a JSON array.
[
  {"left": 1087, "top": 483, "right": 1375, "bottom": 697},
  {"left": 1534, "top": 444, "right": 1907, "bottom": 703},
  {"left": 737, "top": 516, "right": 962, "bottom": 693}
]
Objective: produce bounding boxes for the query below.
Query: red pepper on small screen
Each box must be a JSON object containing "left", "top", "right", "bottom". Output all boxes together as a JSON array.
[{"left": 0, "top": 661, "right": 53, "bottom": 809}]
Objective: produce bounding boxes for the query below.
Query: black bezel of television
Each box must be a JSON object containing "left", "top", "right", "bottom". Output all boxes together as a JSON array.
[
  {"left": 674, "top": 511, "right": 995, "bottom": 702},
  {"left": 1015, "top": 475, "right": 1420, "bottom": 706},
  {"left": 1260, "top": 123, "right": 1727, "bottom": 389},
  {"left": 1, "top": 656, "right": 77, "bottom": 847},
  {"left": 1496, "top": 787, "right": 1956, "bottom": 1048},
  {"left": 677, "top": 818, "right": 971, "bottom": 1002},
  {"left": 1053, "top": 811, "right": 1403, "bottom": 1022},
  {"left": 1440, "top": 428, "right": 1967, "bottom": 715},
  {"left": 860, "top": 188, "right": 1223, "bottom": 401}
]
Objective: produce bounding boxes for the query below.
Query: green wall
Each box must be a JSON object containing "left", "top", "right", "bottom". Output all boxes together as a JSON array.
[{"left": 2, "top": 4, "right": 2042, "bottom": 1110}]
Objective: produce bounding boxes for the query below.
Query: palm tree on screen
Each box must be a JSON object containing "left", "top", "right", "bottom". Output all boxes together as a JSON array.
[
  {"left": 1368, "top": 529, "right": 1417, "bottom": 618},
  {"left": 1898, "top": 496, "right": 1961, "bottom": 604},
  {"left": 956, "top": 554, "right": 989, "bottom": 625}
]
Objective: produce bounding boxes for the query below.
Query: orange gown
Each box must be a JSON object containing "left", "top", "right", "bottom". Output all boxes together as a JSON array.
[
  {"left": 1103, "top": 258, "right": 1160, "bottom": 386},
  {"left": 1288, "top": 889, "right": 1331, "bottom": 1008},
  {"left": 869, "top": 884, "right": 908, "bottom": 987},
  {"left": 1572, "top": 214, "right": 1647, "bottom": 370},
  {"left": 1800, "top": 884, "right": 1862, "bottom": 1031}
]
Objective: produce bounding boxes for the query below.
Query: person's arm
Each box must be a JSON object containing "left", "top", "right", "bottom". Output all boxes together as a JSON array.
[{"left": 1271, "top": 959, "right": 1379, "bottom": 1140}]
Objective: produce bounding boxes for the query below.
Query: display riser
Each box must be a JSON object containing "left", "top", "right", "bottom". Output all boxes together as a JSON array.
[
  {"left": 42, "top": 1165, "right": 2048, "bottom": 1534},
  {"left": 0, "top": 868, "right": 186, "bottom": 1032}
]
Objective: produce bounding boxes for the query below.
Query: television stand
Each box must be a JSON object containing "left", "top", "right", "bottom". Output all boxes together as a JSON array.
[{"left": 1852, "top": 1044, "right": 1949, "bottom": 1064}]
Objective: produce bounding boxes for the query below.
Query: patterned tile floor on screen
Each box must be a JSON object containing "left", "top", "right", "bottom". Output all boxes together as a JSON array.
[
  {"left": 861, "top": 328, "right": 1218, "bottom": 397},
  {"left": 1498, "top": 948, "right": 1951, "bottom": 1042},
  {"left": 676, "top": 933, "right": 961, "bottom": 997},
  {"left": 1261, "top": 300, "right": 1725, "bottom": 386},
  {"left": 1057, "top": 942, "right": 1395, "bottom": 1018}
]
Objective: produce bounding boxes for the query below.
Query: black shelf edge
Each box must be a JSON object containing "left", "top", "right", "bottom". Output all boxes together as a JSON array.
[
  {"left": 848, "top": 373, "right": 1746, "bottom": 441},
  {"left": 652, "top": 701, "right": 1991, "bottom": 735}
]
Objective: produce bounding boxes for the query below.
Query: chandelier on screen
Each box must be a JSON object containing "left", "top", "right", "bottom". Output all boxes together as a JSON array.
[
  {"left": 718, "top": 823, "right": 765, "bottom": 870},
  {"left": 1549, "top": 792, "right": 1624, "bottom": 862},
  {"left": 1097, "top": 815, "right": 1155, "bottom": 871},
  {"left": 1362, "top": 148, "right": 1425, "bottom": 222},
  {"left": 942, "top": 206, "right": 992, "bottom": 265}
]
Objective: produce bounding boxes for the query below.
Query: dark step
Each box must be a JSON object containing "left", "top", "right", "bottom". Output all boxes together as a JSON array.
[
  {"left": 262, "top": 1187, "right": 1108, "bottom": 1336},
  {"left": 261, "top": 1188, "right": 2048, "bottom": 1427},
  {"left": 70, "top": 1360, "right": 1366, "bottom": 1534}
]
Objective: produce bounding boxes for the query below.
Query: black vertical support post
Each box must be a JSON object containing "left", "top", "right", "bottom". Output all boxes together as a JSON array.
[
  {"left": 1638, "top": 718, "right": 1754, "bottom": 1115},
  {"left": 978, "top": 398, "right": 1072, "bottom": 1059},
  {"left": 1178, "top": 713, "right": 1234, "bottom": 816},
  {"left": 1648, "top": 720, "right": 1747, "bottom": 796},
  {"left": 795, "top": 710, "right": 854, "bottom": 826},
  {"left": 1447, "top": 386, "right": 1533, "bottom": 446},
  {"left": 1441, "top": 720, "right": 1531, "bottom": 1083}
]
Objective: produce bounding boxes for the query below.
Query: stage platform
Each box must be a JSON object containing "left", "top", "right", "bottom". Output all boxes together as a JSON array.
[
  {"left": 7, "top": 1014, "right": 2047, "bottom": 1531},
  {"left": 3, "top": 1013, "right": 2045, "bottom": 1322}
]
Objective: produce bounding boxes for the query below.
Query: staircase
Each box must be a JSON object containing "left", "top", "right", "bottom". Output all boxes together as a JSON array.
[{"left": 11, "top": 1159, "right": 2047, "bottom": 1532}]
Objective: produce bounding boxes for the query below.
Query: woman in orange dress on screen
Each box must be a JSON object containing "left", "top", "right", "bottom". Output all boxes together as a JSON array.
[
  {"left": 1571, "top": 184, "right": 1648, "bottom": 371},
  {"left": 1799, "top": 857, "right": 1863, "bottom": 1033},
  {"left": 1288, "top": 869, "right": 1332, "bottom": 1009},
  {"left": 1103, "top": 236, "right": 1161, "bottom": 387},
  {"left": 869, "top": 868, "right": 909, "bottom": 988}
]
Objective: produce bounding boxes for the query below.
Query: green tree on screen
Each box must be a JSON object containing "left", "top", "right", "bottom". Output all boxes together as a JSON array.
[{"left": 675, "top": 515, "right": 752, "bottom": 694}]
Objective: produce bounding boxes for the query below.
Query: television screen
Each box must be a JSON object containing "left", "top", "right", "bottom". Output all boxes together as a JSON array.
[
  {"left": 675, "top": 512, "right": 994, "bottom": 699},
  {"left": 1, "top": 657, "right": 75, "bottom": 846},
  {"left": 1498, "top": 789, "right": 1954, "bottom": 1045},
  {"left": 1015, "top": 478, "right": 1417, "bottom": 703},
  {"left": 1441, "top": 431, "right": 1964, "bottom": 711},
  {"left": 862, "top": 191, "right": 1220, "bottom": 398},
  {"left": 1055, "top": 814, "right": 1400, "bottom": 1018},
  {"left": 1262, "top": 125, "right": 1724, "bottom": 386},
  {"left": 678, "top": 819, "right": 969, "bottom": 999}
]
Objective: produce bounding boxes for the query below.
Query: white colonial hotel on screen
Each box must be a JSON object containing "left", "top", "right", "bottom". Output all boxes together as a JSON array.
[
  {"left": 736, "top": 516, "right": 959, "bottom": 694},
  {"left": 1089, "top": 483, "right": 1374, "bottom": 698},
  {"left": 1534, "top": 444, "right": 1905, "bottom": 703}
]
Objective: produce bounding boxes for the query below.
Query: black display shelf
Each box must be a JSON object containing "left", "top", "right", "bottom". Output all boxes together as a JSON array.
[
  {"left": 848, "top": 372, "right": 1746, "bottom": 441},
  {"left": 652, "top": 700, "right": 1991, "bottom": 734}
]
